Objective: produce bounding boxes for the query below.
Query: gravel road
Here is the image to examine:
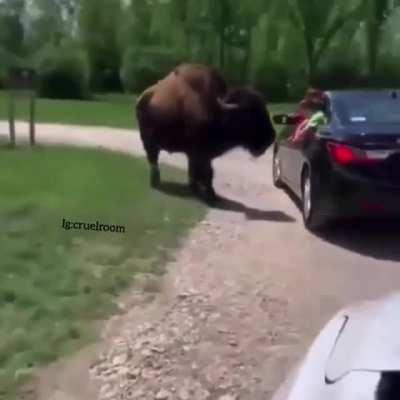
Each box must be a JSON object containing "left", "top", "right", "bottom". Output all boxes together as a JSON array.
[{"left": 2, "top": 122, "right": 400, "bottom": 400}]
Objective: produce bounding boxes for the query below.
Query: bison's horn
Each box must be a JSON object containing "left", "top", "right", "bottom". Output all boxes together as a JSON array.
[{"left": 217, "top": 98, "right": 240, "bottom": 110}]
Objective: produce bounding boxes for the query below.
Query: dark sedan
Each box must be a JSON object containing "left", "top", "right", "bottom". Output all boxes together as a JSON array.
[{"left": 273, "top": 90, "right": 400, "bottom": 231}]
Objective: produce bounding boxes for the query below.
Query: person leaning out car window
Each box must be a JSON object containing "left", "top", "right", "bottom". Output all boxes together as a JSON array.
[{"left": 290, "top": 89, "right": 328, "bottom": 144}]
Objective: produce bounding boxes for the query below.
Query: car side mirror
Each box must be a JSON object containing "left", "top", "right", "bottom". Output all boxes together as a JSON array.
[{"left": 273, "top": 114, "right": 301, "bottom": 125}]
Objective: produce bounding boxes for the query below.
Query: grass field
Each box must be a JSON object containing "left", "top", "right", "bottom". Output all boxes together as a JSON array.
[
  {"left": 0, "top": 146, "right": 205, "bottom": 398},
  {"left": 0, "top": 91, "right": 137, "bottom": 129},
  {"left": 0, "top": 91, "right": 294, "bottom": 130}
]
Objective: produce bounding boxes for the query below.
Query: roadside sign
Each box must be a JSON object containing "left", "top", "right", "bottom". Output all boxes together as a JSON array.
[{"left": 7, "top": 67, "right": 37, "bottom": 91}]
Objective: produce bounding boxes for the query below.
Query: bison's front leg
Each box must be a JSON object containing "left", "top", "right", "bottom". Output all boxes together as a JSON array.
[
  {"left": 150, "top": 164, "right": 161, "bottom": 188},
  {"left": 200, "top": 161, "right": 218, "bottom": 203},
  {"left": 188, "top": 157, "right": 202, "bottom": 195}
]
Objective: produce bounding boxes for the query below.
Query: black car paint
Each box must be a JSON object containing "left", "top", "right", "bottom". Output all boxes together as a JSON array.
[{"left": 275, "top": 90, "right": 400, "bottom": 221}]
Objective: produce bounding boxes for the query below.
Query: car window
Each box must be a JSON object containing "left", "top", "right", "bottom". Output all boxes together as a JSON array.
[
  {"left": 324, "top": 98, "right": 332, "bottom": 122},
  {"left": 334, "top": 94, "right": 400, "bottom": 125}
]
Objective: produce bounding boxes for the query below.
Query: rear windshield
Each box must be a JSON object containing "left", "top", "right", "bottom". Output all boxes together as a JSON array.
[{"left": 333, "top": 92, "right": 400, "bottom": 125}]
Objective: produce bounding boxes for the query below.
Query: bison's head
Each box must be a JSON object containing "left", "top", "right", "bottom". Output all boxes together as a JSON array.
[{"left": 218, "top": 88, "right": 276, "bottom": 157}]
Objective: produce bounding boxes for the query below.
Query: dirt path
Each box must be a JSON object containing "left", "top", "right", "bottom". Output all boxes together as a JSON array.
[{"left": 2, "top": 122, "right": 400, "bottom": 400}]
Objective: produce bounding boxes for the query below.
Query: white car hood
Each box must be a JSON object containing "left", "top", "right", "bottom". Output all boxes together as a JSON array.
[
  {"left": 326, "top": 291, "right": 400, "bottom": 381},
  {"left": 272, "top": 291, "right": 400, "bottom": 400}
]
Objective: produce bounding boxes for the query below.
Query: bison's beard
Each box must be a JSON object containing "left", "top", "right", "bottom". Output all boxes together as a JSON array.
[
  {"left": 250, "top": 146, "right": 268, "bottom": 157},
  {"left": 246, "top": 135, "right": 275, "bottom": 158}
]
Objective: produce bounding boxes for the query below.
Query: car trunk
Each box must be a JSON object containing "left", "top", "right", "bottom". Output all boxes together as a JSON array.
[{"left": 331, "top": 129, "right": 400, "bottom": 187}]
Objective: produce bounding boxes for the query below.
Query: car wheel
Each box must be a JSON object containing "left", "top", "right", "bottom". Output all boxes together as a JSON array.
[
  {"left": 273, "top": 147, "right": 284, "bottom": 188},
  {"left": 301, "top": 168, "right": 328, "bottom": 231}
]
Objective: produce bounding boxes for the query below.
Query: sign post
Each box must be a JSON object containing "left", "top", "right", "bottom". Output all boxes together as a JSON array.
[
  {"left": 7, "top": 67, "right": 37, "bottom": 147},
  {"left": 8, "top": 89, "right": 16, "bottom": 147},
  {"left": 29, "top": 90, "right": 36, "bottom": 146}
]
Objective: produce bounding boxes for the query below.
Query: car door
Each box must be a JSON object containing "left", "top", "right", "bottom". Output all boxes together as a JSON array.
[
  {"left": 278, "top": 108, "right": 301, "bottom": 187},
  {"left": 280, "top": 108, "right": 309, "bottom": 193},
  {"left": 285, "top": 101, "right": 332, "bottom": 197},
  {"left": 276, "top": 122, "right": 294, "bottom": 185}
]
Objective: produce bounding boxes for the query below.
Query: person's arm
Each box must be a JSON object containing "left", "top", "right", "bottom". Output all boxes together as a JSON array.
[{"left": 291, "top": 119, "right": 310, "bottom": 143}]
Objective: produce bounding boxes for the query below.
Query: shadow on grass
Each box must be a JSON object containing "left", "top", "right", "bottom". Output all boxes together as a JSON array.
[{"left": 157, "top": 181, "right": 296, "bottom": 223}]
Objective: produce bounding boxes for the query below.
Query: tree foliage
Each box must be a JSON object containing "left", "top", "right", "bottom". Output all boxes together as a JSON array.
[
  {"left": 79, "top": 0, "right": 123, "bottom": 90},
  {"left": 36, "top": 43, "right": 90, "bottom": 99},
  {"left": 2, "top": 0, "right": 400, "bottom": 99}
]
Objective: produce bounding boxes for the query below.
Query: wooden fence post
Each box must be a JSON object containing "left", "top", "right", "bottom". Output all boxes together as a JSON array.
[
  {"left": 7, "top": 67, "right": 37, "bottom": 148},
  {"left": 8, "top": 90, "right": 16, "bottom": 147},
  {"left": 29, "top": 91, "right": 36, "bottom": 147}
]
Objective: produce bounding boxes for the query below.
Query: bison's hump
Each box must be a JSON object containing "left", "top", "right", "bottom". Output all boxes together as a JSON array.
[
  {"left": 174, "top": 63, "right": 227, "bottom": 98},
  {"left": 139, "top": 65, "right": 224, "bottom": 124}
]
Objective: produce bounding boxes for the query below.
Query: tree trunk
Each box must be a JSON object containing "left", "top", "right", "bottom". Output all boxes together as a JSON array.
[
  {"left": 219, "top": 23, "right": 226, "bottom": 69},
  {"left": 217, "top": 0, "right": 228, "bottom": 70},
  {"left": 304, "top": 35, "right": 316, "bottom": 84},
  {"left": 242, "top": 28, "right": 252, "bottom": 79},
  {"left": 367, "top": 22, "right": 380, "bottom": 79}
]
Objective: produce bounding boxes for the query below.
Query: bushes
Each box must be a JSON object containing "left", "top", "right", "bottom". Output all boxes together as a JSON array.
[
  {"left": 92, "top": 67, "right": 123, "bottom": 93},
  {"left": 313, "top": 62, "right": 364, "bottom": 90},
  {"left": 0, "top": 69, "right": 6, "bottom": 90},
  {"left": 36, "top": 46, "right": 90, "bottom": 100},
  {"left": 120, "top": 46, "right": 182, "bottom": 93},
  {"left": 10, "top": 42, "right": 400, "bottom": 103},
  {"left": 250, "top": 59, "right": 289, "bottom": 102},
  {"left": 312, "top": 58, "right": 400, "bottom": 91},
  {"left": 0, "top": 47, "right": 25, "bottom": 90},
  {"left": 370, "top": 57, "right": 400, "bottom": 88},
  {"left": 286, "top": 72, "right": 309, "bottom": 102}
]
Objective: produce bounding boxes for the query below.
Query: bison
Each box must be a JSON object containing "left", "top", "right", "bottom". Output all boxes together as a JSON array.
[{"left": 136, "top": 63, "right": 276, "bottom": 202}]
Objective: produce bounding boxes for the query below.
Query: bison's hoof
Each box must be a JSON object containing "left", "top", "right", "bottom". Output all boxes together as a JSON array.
[
  {"left": 151, "top": 179, "right": 161, "bottom": 188},
  {"left": 189, "top": 183, "right": 202, "bottom": 195},
  {"left": 204, "top": 189, "right": 220, "bottom": 204}
]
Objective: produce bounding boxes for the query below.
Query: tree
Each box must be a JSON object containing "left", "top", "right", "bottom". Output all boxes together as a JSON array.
[
  {"left": 364, "top": 0, "right": 392, "bottom": 77},
  {"left": 0, "top": 0, "right": 25, "bottom": 15},
  {"left": 0, "top": 0, "right": 25, "bottom": 54},
  {"left": 79, "top": 0, "right": 123, "bottom": 90},
  {"left": 239, "top": 0, "right": 283, "bottom": 79},
  {"left": 288, "top": 0, "right": 363, "bottom": 82}
]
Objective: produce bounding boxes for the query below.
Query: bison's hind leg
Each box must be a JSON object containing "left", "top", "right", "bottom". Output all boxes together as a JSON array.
[
  {"left": 151, "top": 164, "right": 161, "bottom": 188},
  {"left": 188, "top": 157, "right": 203, "bottom": 196},
  {"left": 145, "top": 144, "right": 161, "bottom": 188},
  {"left": 136, "top": 91, "right": 161, "bottom": 189},
  {"left": 188, "top": 157, "right": 219, "bottom": 203}
]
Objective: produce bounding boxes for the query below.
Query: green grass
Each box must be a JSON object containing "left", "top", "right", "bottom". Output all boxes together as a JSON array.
[
  {"left": 0, "top": 91, "right": 138, "bottom": 129},
  {"left": 0, "top": 90, "right": 295, "bottom": 130},
  {"left": 269, "top": 103, "right": 296, "bottom": 116},
  {"left": 0, "top": 146, "right": 205, "bottom": 398}
]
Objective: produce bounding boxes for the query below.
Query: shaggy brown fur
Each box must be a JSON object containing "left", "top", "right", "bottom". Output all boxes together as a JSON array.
[{"left": 136, "top": 63, "right": 276, "bottom": 201}]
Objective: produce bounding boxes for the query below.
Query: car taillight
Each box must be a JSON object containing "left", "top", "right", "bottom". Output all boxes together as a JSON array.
[{"left": 327, "top": 142, "right": 386, "bottom": 165}]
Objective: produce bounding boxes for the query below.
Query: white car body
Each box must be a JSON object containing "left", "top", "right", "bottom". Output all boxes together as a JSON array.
[{"left": 272, "top": 291, "right": 400, "bottom": 400}]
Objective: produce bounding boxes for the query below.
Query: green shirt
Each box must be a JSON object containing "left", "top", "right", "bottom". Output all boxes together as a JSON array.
[{"left": 306, "top": 111, "right": 328, "bottom": 130}]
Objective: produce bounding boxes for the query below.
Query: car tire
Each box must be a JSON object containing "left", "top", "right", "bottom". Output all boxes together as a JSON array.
[
  {"left": 301, "top": 168, "right": 328, "bottom": 232},
  {"left": 273, "top": 147, "right": 284, "bottom": 189}
]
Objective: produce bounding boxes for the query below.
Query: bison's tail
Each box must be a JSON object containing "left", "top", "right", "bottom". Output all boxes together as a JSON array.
[
  {"left": 136, "top": 89, "right": 155, "bottom": 137},
  {"left": 136, "top": 88, "right": 152, "bottom": 108},
  {"left": 136, "top": 89, "right": 153, "bottom": 119}
]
